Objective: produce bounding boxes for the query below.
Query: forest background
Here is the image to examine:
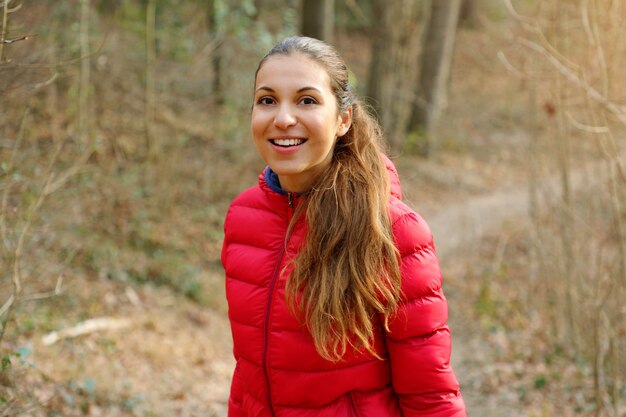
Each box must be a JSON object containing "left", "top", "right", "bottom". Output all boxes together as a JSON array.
[{"left": 1, "top": 0, "right": 625, "bottom": 416}]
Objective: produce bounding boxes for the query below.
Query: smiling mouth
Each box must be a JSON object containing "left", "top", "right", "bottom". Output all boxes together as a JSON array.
[{"left": 270, "top": 138, "right": 307, "bottom": 147}]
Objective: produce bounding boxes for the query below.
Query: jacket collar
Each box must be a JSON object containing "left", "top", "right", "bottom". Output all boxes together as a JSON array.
[
  {"left": 264, "top": 167, "right": 288, "bottom": 196},
  {"left": 258, "top": 153, "right": 403, "bottom": 199},
  {"left": 259, "top": 167, "right": 308, "bottom": 198}
]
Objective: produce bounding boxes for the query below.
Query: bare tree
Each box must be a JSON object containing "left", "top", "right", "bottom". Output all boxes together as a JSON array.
[
  {"left": 407, "top": 0, "right": 462, "bottom": 156},
  {"left": 207, "top": 0, "right": 225, "bottom": 105},
  {"left": 366, "top": 0, "right": 421, "bottom": 150},
  {"left": 366, "top": 0, "right": 392, "bottom": 122},
  {"left": 300, "top": 0, "right": 334, "bottom": 43}
]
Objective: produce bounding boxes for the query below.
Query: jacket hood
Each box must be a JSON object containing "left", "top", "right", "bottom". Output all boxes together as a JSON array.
[{"left": 258, "top": 153, "right": 403, "bottom": 200}]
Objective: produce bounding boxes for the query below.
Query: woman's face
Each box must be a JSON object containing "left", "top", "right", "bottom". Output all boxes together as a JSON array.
[{"left": 251, "top": 53, "right": 352, "bottom": 193}]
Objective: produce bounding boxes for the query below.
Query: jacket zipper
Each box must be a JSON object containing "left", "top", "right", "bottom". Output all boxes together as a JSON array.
[
  {"left": 262, "top": 192, "right": 295, "bottom": 416},
  {"left": 287, "top": 192, "right": 294, "bottom": 210}
]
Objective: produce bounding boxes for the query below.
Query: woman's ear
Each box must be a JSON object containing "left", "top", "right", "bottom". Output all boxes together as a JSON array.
[{"left": 336, "top": 107, "right": 353, "bottom": 138}]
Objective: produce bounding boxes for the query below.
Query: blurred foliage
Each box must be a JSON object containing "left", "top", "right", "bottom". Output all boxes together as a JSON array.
[{"left": 0, "top": 0, "right": 294, "bottom": 313}]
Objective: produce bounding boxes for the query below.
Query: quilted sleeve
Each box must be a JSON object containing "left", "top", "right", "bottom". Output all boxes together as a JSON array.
[
  {"left": 386, "top": 212, "right": 466, "bottom": 417},
  {"left": 222, "top": 207, "right": 245, "bottom": 417}
]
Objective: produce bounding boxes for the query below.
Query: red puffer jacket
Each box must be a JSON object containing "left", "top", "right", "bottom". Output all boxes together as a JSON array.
[{"left": 221, "top": 158, "right": 465, "bottom": 417}]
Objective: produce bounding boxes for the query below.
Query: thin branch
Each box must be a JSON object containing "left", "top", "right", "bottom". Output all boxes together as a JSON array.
[
  {"left": 532, "top": 24, "right": 583, "bottom": 74},
  {"left": 580, "top": 0, "right": 595, "bottom": 46},
  {"left": 0, "top": 295, "right": 14, "bottom": 318},
  {"left": 565, "top": 112, "right": 610, "bottom": 134},
  {"left": 497, "top": 50, "right": 527, "bottom": 78},
  {"left": 1, "top": 34, "right": 35, "bottom": 44},
  {"left": 2, "top": 32, "right": 107, "bottom": 69},
  {"left": 20, "top": 275, "right": 64, "bottom": 302},
  {"left": 519, "top": 37, "right": 626, "bottom": 127},
  {"left": 502, "top": 0, "right": 536, "bottom": 25},
  {"left": 43, "top": 144, "right": 94, "bottom": 195},
  {"left": 32, "top": 71, "right": 58, "bottom": 90}
]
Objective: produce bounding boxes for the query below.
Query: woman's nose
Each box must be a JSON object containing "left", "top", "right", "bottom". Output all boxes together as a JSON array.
[{"left": 274, "top": 104, "right": 296, "bottom": 129}]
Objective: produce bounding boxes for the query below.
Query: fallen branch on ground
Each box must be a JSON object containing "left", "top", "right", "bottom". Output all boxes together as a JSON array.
[{"left": 42, "top": 317, "right": 131, "bottom": 346}]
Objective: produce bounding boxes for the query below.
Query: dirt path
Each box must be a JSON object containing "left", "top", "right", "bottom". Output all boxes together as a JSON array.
[{"left": 421, "top": 153, "right": 623, "bottom": 416}]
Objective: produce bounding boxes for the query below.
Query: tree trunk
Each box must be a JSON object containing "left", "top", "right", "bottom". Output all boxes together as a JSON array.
[
  {"left": 366, "top": 0, "right": 390, "bottom": 121},
  {"left": 407, "top": 0, "right": 462, "bottom": 156},
  {"left": 145, "top": 0, "right": 156, "bottom": 159},
  {"left": 459, "top": 0, "right": 478, "bottom": 26},
  {"left": 300, "top": 0, "right": 334, "bottom": 43},
  {"left": 0, "top": 0, "right": 9, "bottom": 62},
  {"left": 207, "top": 0, "right": 225, "bottom": 105},
  {"left": 366, "top": 0, "right": 421, "bottom": 150}
]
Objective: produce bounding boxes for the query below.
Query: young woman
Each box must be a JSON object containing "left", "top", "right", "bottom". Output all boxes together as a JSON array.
[{"left": 221, "top": 36, "right": 466, "bottom": 417}]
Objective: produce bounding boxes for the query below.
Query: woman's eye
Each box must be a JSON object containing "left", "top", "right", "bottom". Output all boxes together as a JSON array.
[
  {"left": 257, "top": 97, "right": 275, "bottom": 105},
  {"left": 300, "top": 97, "right": 317, "bottom": 105}
]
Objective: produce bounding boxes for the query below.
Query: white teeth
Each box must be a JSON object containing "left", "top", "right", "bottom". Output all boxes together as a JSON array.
[{"left": 273, "top": 138, "right": 304, "bottom": 146}]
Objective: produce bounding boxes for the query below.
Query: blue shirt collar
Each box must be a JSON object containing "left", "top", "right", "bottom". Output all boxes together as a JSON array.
[{"left": 264, "top": 167, "right": 307, "bottom": 197}]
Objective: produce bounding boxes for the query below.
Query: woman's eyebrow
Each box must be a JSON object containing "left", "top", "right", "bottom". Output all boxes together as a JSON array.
[
  {"left": 297, "top": 86, "right": 322, "bottom": 94},
  {"left": 254, "top": 86, "right": 322, "bottom": 94}
]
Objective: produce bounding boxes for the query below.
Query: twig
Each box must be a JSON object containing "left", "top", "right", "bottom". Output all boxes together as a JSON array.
[
  {"left": 0, "top": 295, "right": 14, "bottom": 318},
  {"left": 20, "top": 275, "right": 64, "bottom": 302},
  {"left": 32, "top": 71, "right": 58, "bottom": 90},
  {"left": 5, "top": 32, "right": 107, "bottom": 69},
  {"left": 497, "top": 50, "right": 527, "bottom": 78},
  {"left": 0, "top": 0, "right": 21, "bottom": 13},
  {"left": 43, "top": 144, "right": 94, "bottom": 195},
  {"left": 565, "top": 112, "right": 610, "bottom": 134},
  {"left": 41, "top": 317, "right": 131, "bottom": 346},
  {"left": 580, "top": 0, "right": 595, "bottom": 46},
  {"left": 502, "top": 0, "right": 536, "bottom": 25},
  {"left": 1, "top": 34, "right": 36, "bottom": 44}
]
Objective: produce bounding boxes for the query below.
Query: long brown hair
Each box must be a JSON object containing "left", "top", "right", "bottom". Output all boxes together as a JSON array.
[{"left": 256, "top": 37, "right": 402, "bottom": 361}]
